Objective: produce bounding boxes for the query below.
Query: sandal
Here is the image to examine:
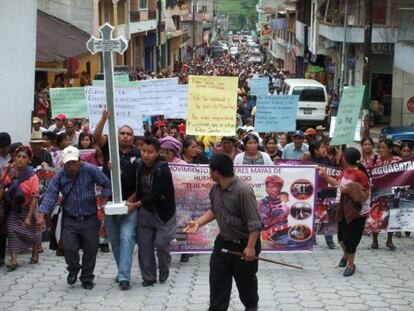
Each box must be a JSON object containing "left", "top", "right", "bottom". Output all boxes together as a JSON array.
[
  {"left": 343, "top": 264, "right": 356, "bottom": 277},
  {"left": 338, "top": 257, "right": 347, "bottom": 268},
  {"left": 371, "top": 241, "right": 379, "bottom": 249},
  {"left": 386, "top": 242, "right": 397, "bottom": 251},
  {"left": 30, "top": 256, "right": 39, "bottom": 264},
  {"left": 6, "top": 263, "right": 18, "bottom": 272}
]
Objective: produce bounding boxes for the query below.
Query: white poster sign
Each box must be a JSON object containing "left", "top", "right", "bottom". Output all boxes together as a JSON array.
[
  {"left": 167, "top": 84, "right": 188, "bottom": 119},
  {"left": 86, "top": 87, "right": 143, "bottom": 135},
  {"left": 138, "top": 78, "right": 179, "bottom": 116}
]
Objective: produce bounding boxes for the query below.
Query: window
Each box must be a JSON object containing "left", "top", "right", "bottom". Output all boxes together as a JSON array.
[
  {"left": 292, "top": 87, "right": 326, "bottom": 102},
  {"left": 139, "top": 0, "right": 148, "bottom": 9}
]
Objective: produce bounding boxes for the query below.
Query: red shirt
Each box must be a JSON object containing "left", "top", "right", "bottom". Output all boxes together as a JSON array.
[{"left": 338, "top": 168, "right": 369, "bottom": 191}]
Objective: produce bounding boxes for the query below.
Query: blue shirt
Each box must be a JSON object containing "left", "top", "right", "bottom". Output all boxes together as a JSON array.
[
  {"left": 281, "top": 142, "right": 309, "bottom": 160},
  {"left": 38, "top": 162, "right": 111, "bottom": 217}
]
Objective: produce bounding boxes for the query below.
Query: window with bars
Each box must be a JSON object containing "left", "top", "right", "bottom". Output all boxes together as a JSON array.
[{"left": 139, "top": 0, "right": 148, "bottom": 9}]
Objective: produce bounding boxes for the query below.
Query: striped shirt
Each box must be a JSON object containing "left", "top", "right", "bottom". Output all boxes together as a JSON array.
[
  {"left": 209, "top": 176, "right": 262, "bottom": 241},
  {"left": 37, "top": 162, "right": 111, "bottom": 217}
]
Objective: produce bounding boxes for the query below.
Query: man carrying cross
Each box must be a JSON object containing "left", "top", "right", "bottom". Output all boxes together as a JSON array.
[{"left": 87, "top": 23, "right": 139, "bottom": 291}]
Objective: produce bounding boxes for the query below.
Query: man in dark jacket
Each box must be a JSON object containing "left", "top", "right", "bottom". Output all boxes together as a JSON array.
[{"left": 128, "top": 137, "right": 176, "bottom": 287}]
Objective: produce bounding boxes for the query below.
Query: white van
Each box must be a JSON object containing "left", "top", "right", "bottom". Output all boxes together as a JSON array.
[{"left": 283, "top": 79, "right": 328, "bottom": 127}]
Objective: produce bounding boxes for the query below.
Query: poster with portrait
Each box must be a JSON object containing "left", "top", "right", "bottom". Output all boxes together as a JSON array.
[{"left": 170, "top": 164, "right": 317, "bottom": 253}]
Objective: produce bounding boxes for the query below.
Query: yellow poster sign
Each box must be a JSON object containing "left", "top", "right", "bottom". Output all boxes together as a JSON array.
[{"left": 187, "top": 76, "right": 238, "bottom": 136}]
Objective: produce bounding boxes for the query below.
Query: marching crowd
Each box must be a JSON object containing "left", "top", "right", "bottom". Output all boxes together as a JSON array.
[{"left": 1, "top": 44, "right": 413, "bottom": 311}]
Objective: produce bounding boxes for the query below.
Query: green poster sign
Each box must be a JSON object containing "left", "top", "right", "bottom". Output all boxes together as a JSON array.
[
  {"left": 331, "top": 85, "right": 366, "bottom": 146},
  {"left": 50, "top": 87, "right": 87, "bottom": 119}
]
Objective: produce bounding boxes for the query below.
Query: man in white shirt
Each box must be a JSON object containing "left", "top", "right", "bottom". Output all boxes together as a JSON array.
[
  {"left": 48, "top": 114, "right": 66, "bottom": 133},
  {"left": 32, "top": 117, "right": 47, "bottom": 133}
]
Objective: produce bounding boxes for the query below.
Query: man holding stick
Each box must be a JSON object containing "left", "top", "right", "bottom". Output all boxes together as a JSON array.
[{"left": 184, "top": 153, "right": 261, "bottom": 311}]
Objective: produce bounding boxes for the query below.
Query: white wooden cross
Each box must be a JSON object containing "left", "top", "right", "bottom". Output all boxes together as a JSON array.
[{"left": 87, "top": 23, "right": 128, "bottom": 214}]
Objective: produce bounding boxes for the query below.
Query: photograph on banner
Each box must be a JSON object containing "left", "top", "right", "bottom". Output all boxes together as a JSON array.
[
  {"left": 138, "top": 78, "right": 179, "bottom": 116},
  {"left": 365, "top": 188, "right": 394, "bottom": 234},
  {"left": 170, "top": 164, "right": 317, "bottom": 253},
  {"left": 249, "top": 77, "right": 269, "bottom": 97},
  {"left": 50, "top": 87, "right": 88, "bottom": 119},
  {"left": 255, "top": 95, "right": 299, "bottom": 133},
  {"left": 85, "top": 86, "right": 143, "bottom": 135},
  {"left": 35, "top": 168, "right": 56, "bottom": 203},
  {"left": 167, "top": 84, "right": 188, "bottom": 119},
  {"left": 330, "top": 85, "right": 365, "bottom": 145},
  {"left": 186, "top": 76, "right": 238, "bottom": 136}
]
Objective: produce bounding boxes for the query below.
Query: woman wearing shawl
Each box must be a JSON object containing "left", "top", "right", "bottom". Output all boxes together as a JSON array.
[
  {"left": 0, "top": 145, "right": 40, "bottom": 271},
  {"left": 159, "top": 136, "right": 186, "bottom": 164}
]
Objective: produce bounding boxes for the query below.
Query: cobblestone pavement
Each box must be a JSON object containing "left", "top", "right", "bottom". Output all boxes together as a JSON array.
[{"left": 0, "top": 234, "right": 413, "bottom": 311}]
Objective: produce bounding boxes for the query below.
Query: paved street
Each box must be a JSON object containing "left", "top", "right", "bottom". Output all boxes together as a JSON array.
[{"left": 0, "top": 234, "right": 413, "bottom": 311}]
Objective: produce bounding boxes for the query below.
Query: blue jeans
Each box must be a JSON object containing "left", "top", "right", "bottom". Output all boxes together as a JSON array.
[
  {"left": 325, "top": 234, "right": 334, "bottom": 244},
  {"left": 105, "top": 210, "right": 137, "bottom": 282}
]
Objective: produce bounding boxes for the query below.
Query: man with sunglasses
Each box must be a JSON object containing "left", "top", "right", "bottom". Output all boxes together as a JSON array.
[{"left": 94, "top": 110, "right": 140, "bottom": 290}]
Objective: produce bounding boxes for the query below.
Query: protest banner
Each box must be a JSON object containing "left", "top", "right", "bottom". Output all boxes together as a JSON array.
[
  {"left": 249, "top": 77, "right": 269, "bottom": 96},
  {"left": 92, "top": 80, "right": 140, "bottom": 88},
  {"left": 255, "top": 95, "right": 299, "bottom": 132},
  {"left": 138, "top": 78, "right": 179, "bottom": 116},
  {"left": 331, "top": 86, "right": 365, "bottom": 145},
  {"left": 85, "top": 86, "right": 143, "bottom": 135},
  {"left": 313, "top": 159, "right": 414, "bottom": 234},
  {"left": 167, "top": 84, "right": 188, "bottom": 119},
  {"left": 50, "top": 87, "right": 88, "bottom": 119},
  {"left": 186, "top": 76, "right": 238, "bottom": 136},
  {"left": 171, "top": 164, "right": 317, "bottom": 253}
]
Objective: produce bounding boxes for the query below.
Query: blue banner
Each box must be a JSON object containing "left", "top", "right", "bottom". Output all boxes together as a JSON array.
[{"left": 249, "top": 77, "right": 269, "bottom": 97}]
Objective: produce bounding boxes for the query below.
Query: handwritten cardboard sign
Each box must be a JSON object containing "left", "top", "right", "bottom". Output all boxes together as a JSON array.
[
  {"left": 85, "top": 86, "right": 143, "bottom": 135},
  {"left": 50, "top": 87, "right": 88, "bottom": 118},
  {"left": 186, "top": 76, "right": 238, "bottom": 136},
  {"left": 255, "top": 95, "right": 299, "bottom": 132},
  {"left": 330, "top": 86, "right": 365, "bottom": 145}
]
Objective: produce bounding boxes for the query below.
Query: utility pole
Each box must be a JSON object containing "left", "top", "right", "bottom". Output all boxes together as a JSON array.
[
  {"left": 339, "top": 0, "right": 348, "bottom": 98},
  {"left": 362, "top": 0, "right": 373, "bottom": 138},
  {"left": 193, "top": 0, "right": 196, "bottom": 59}
]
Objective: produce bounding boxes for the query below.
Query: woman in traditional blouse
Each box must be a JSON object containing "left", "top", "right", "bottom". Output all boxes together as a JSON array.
[
  {"left": 0, "top": 145, "right": 40, "bottom": 271},
  {"left": 234, "top": 134, "right": 273, "bottom": 165}
]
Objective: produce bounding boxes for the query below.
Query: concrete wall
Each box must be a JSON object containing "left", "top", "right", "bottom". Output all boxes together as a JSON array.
[
  {"left": 0, "top": 1, "right": 37, "bottom": 143},
  {"left": 37, "top": 0, "right": 94, "bottom": 34},
  {"left": 391, "top": 67, "right": 414, "bottom": 126}
]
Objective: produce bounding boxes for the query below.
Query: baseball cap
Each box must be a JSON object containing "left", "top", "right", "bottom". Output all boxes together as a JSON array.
[
  {"left": 305, "top": 128, "right": 316, "bottom": 136},
  {"left": 292, "top": 130, "right": 305, "bottom": 138},
  {"left": 32, "top": 117, "right": 42, "bottom": 124},
  {"left": 55, "top": 114, "right": 67, "bottom": 121},
  {"left": 154, "top": 120, "right": 167, "bottom": 129},
  {"left": 62, "top": 146, "right": 80, "bottom": 164}
]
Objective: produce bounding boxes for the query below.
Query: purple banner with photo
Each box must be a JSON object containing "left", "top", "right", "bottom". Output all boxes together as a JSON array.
[{"left": 170, "top": 164, "right": 317, "bottom": 253}]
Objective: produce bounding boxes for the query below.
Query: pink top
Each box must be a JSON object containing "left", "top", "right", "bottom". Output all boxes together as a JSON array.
[
  {"left": 172, "top": 157, "right": 187, "bottom": 164},
  {"left": 374, "top": 155, "right": 401, "bottom": 166}
]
